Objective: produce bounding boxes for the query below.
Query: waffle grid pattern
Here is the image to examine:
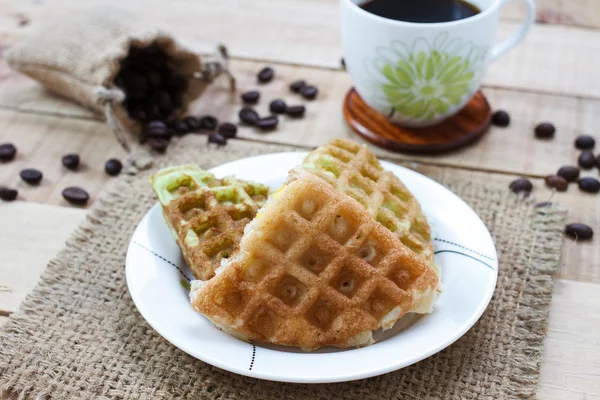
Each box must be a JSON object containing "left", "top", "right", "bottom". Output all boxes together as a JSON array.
[
  {"left": 151, "top": 165, "right": 270, "bottom": 280},
  {"left": 194, "top": 172, "right": 435, "bottom": 348},
  {"left": 302, "top": 139, "right": 434, "bottom": 266}
]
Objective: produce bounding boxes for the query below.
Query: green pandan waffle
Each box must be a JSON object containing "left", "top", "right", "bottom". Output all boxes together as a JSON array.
[{"left": 150, "top": 164, "right": 271, "bottom": 280}]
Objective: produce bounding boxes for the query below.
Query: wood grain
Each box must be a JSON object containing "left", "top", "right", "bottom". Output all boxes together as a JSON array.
[
  {"left": 0, "top": 202, "right": 85, "bottom": 313},
  {"left": 1, "top": 1, "right": 600, "bottom": 98},
  {"left": 0, "top": 109, "right": 126, "bottom": 206},
  {"left": 343, "top": 88, "right": 491, "bottom": 153}
]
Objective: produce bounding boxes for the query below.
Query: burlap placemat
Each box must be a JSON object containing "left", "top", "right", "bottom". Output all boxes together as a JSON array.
[{"left": 0, "top": 138, "right": 566, "bottom": 400}]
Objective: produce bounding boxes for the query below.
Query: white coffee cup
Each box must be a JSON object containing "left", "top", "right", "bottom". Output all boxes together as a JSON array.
[{"left": 340, "top": 0, "right": 535, "bottom": 127}]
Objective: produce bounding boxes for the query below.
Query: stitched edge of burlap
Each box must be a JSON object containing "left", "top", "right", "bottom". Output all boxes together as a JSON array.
[{"left": 0, "top": 139, "right": 567, "bottom": 400}]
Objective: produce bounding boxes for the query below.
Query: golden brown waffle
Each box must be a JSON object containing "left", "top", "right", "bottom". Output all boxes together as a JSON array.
[
  {"left": 302, "top": 138, "right": 435, "bottom": 272},
  {"left": 150, "top": 165, "right": 271, "bottom": 280},
  {"left": 190, "top": 169, "right": 439, "bottom": 350}
]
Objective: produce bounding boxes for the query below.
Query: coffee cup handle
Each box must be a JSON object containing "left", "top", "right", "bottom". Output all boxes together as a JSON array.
[{"left": 489, "top": 0, "right": 536, "bottom": 62}]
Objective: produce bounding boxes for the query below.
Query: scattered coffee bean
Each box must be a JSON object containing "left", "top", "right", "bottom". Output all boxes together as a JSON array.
[
  {"left": 239, "top": 107, "right": 260, "bottom": 125},
  {"left": 256, "top": 116, "right": 279, "bottom": 130},
  {"left": 578, "top": 177, "right": 600, "bottom": 193},
  {"left": 61, "top": 154, "right": 80, "bottom": 170},
  {"left": 145, "top": 120, "right": 167, "bottom": 134},
  {"left": 545, "top": 175, "right": 568, "bottom": 191},
  {"left": 20, "top": 169, "right": 43, "bottom": 184},
  {"left": 509, "top": 178, "right": 533, "bottom": 194},
  {"left": 218, "top": 123, "right": 237, "bottom": 138},
  {"left": 290, "top": 80, "right": 306, "bottom": 93},
  {"left": 565, "top": 223, "right": 593, "bottom": 240},
  {"left": 300, "top": 85, "right": 318, "bottom": 100},
  {"left": 105, "top": 158, "right": 123, "bottom": 176},
  {"left": 534, "top": 122, "right": 555, "bottom": 139},
  {"left": 62, "top": 186, "right": 89, "bottom": 205},
  {"left": 199, "top": 115, "right": 219, "bottom": 130},
  {"left": 574, "top": 135, "right": 595, "bottom": 150},
  {"left": 184, "top": 116, "right": 202, "bottom": 131},
  {"left": 557, "top": 166, "right": 579, "bottom": 182},
  {"left": 148, "top": 138, "right": 170, "bottom": 153},
  {"left": 0, "top": 187, "right": 18, "bottom": 201},
  {"left": 578, "top": 150, "right": 595, "bottom": 169},
  {"left": 208, "top": 133, "right": 227, "bottom": 146},
  {"left": 269, "top": 99, "right": 287, "bottom": 114},
  {"left": 257, "top": 67, "right": 274, "bottom": 83},
  {"left": 241, "top": 91, "right": 260, "bottom": 104},
  {"left": 535, "top": 201, "right": 553, "bottom": 208},
  {"left": 491, "top": 110, "right": 510, "bottom": 127},
  {"left": 174, "top": 120, "right": 190, "bottom": 135},
  {"left": 0, "top": 143, "right": 17, "bottom": 162},
  {"left": 286, "top": 105, "right": 306, "bottom": 117}
]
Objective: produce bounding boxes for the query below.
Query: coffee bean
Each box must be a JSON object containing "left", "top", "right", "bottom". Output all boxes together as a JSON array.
[
  {"left": 0, "top": 187, "right": 18, "bottom": 201},
  {"left": 565, "top": 223, "right": 593, "bottom": 240},
  {"left": 290, "top": 80, "right": 306, "bottom": 93},
  {"left": 0, "top": 143, "right": 17, "bottom": 161},
  {"left": 167, "top": 74, "right": 188, "bottom": 92},
  {"left": 256, "top": 116, "right": 279, "bottom": 130},
  {"left": 239, "top": 107, "right": 259, "bottom": 125},
  {"left": 174, "top": 120, "right": 190, "bottom": 135},
  {"left": 578, "top": 150, "right": 595, "bottom": 169},
  {"left": 575, "top": 135, "right": 595, "bottom": 150},
  {"left": 105, "top": 158, "right": 123, "bottom": 176},
  {"left": 218, "top": 123, "right": 237, "bottom": 138},
  {"left": 184, "top": 116, "right": 202, "bottom": 131},
  {"left": 286, "top": 105, "right": 306, "bottom": 117},
  {"left": 269, "top": 99, "right": 287, "bottom": 114},
  {"left": 20, "top": 169, "right": 43, "bottom": 184},
  {"left": 534, "top": 122, "right": 555, "bottom": 139},
  {"left": 208, "top": 133, "right": 227, "bottom": 146},
  {"left": 491, "top": 110, "right": 510, "bottom": 127},
  {"left": 146, "top": 120, "right": 167, "bottom": 133},
  {"left": 62, "top": 154, "right": 80, "bottom": 170},
  {"left": 509, "top": 178, "right": 533, "bottom": 194},
  {"left": 257, "top": 67, "right": 274, "bottom": 83},
  {"left": 545, "top": 175, "right": 568, "bottom": 191},
  {"left": 557, "top": 166, "right": 579, "bottom": 182},
  {"left": 125, "top": 74, "right": 148, "bottom": 91},
  {"left": 148, "top": 138, "right": 170, "bottom": 153},
  {"left": 130, "top": 108, "right": 148, "bottom": 122},
  {"left": 156, "top": 92, "right": 173, "bottom": 116},
  {"left": 147, "top": 70, "right": 162, "bottom": 88},
  {"left": 241, "top": 91, "right": 260, "bottom": 104},
  {"left": 300, "top": 85, "right": 318, "bottom": 100},
  {"left": 578, "top": 177, "right": 600, "bottom": 193},
  {"left": 62, "top": 187, "right": 89, "bottom": 205},
  {"left": 199, "top": 116, "right": 219, "bottom": 131}
]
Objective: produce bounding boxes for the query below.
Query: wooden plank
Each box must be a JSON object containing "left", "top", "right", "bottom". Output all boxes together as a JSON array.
[
  {"left": 502, "top": 0, "right": 600, "bottom": 29},
  {"left": 2, "top": 59, "right": 598, "bottom": 178},
  {"left": 0, "top": 109, "right": 126, "bottom": 206},
  {"left": 191, "top": 59, "right": 600, "bottom": 178},
  {"left": 537, "top": 280, "right": 600, "bottom": 400},
  {"left": 1, "top": 1, "right": 600, "bottom": 98},
  {"left": 0, "top": 316, "right": 8, "bottom": 327},
  {"left": 0, "top": 202, "right": 85, "bottom": 314}
]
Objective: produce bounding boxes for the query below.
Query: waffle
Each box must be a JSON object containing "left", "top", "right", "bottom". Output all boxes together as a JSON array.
[
  {"left": 302, "top": 139, "right": 436, "bottom": 273},
  {"left": 190, "top": 169, "right": 439, "bottom": 350},
  {"left": 150, "top": 165, "right": 271, "bottom": 280}
]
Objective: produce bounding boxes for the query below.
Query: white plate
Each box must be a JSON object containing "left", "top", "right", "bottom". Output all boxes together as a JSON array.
[{"left": 126, "top": 152, "right": 498, "bottom": 383}]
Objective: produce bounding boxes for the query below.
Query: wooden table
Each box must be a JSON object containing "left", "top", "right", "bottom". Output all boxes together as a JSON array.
[{"left": 1, "top": 1, "right": 599, "bottom": 398}]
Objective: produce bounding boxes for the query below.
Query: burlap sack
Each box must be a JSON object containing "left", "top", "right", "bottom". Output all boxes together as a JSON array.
[{"left": 6, "top": 8, "right": 233, "bottom": 152}]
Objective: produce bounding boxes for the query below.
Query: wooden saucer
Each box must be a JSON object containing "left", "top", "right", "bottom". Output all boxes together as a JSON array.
[{"left": 343, "top": 88, "right": 492, "bottom": 154}]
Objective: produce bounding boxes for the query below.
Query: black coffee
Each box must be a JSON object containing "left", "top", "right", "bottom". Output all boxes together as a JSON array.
[{"left": 360, "top": 0, "right": 481, "bottom": 23}]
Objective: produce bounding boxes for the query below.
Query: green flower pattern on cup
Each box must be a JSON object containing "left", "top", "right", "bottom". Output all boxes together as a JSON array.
[{"left": 370, "top": 32, "right": 487, "bottom": 122}]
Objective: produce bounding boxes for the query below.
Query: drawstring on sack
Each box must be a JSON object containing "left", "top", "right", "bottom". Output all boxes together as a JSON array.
[{"left": 93, "top": 86, "right": 131, "bottom": 153}]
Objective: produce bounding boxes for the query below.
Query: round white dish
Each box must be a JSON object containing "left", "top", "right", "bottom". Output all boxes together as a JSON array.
[{"left": 126, "top": 152, "right": 498, "bottom": 383}]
